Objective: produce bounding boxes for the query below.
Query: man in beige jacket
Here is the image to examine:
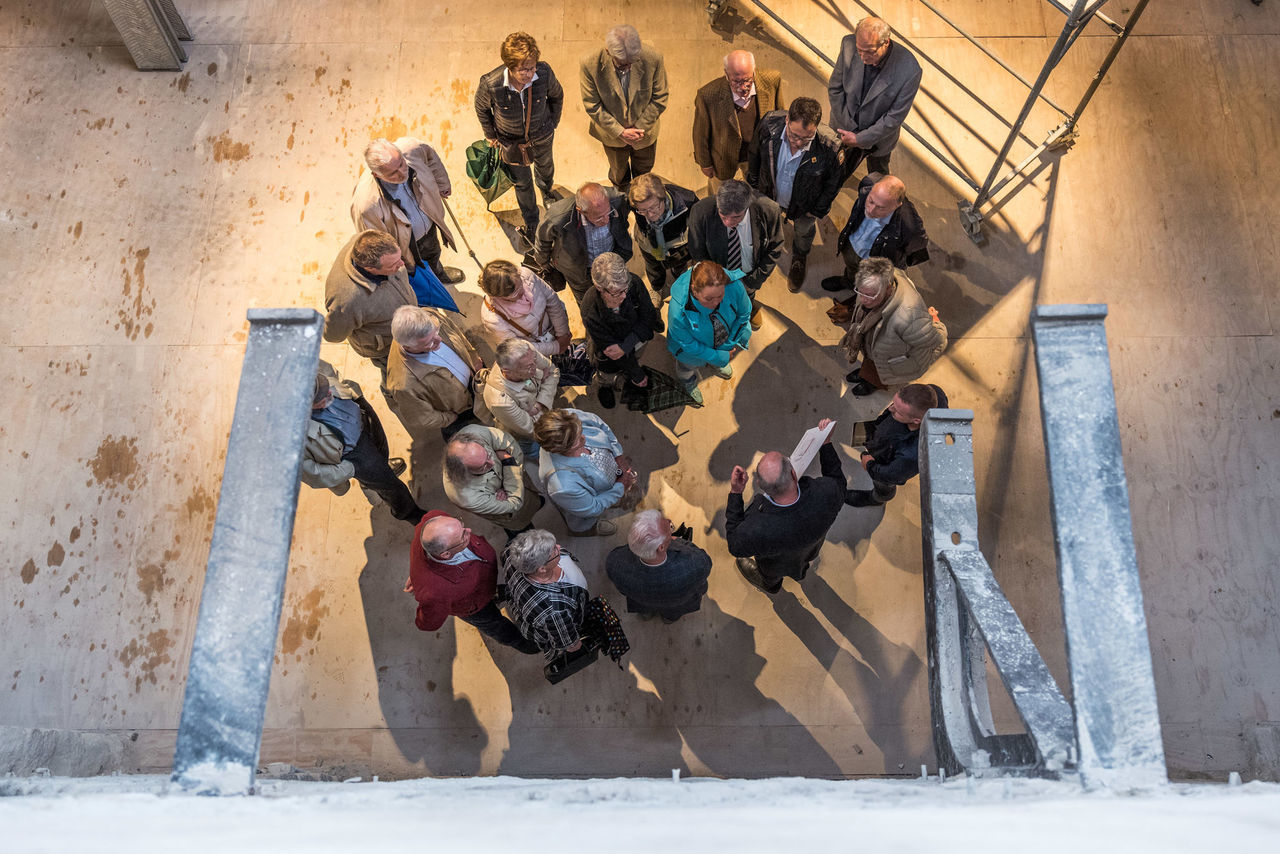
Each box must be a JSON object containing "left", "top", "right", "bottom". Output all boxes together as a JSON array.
[
  {"left": 839, "top": 257, "right": 947, "bottom": 396},
  {"left": 351, "top": 136, "right": 464, "bottom": 284},
  {"left": 481, "top": 338, "right": 560, "bottom": 448},
  {"left": 386, "top": 305, "right": 487, "bottom": 440},
  {"left": 303, "top": 361, "right": 424, "bottom": 523},
  {"left": 442, "top": 425, "right": 544, "bottom": 536},
  {"left": 323, "top": 230, "right": 416, "bottom": 383},
  {"left": 580, "top": 24, "right": 668, "bottom": 192}
]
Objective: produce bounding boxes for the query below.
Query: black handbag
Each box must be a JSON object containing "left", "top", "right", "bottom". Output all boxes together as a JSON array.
[
  {"left": 552, "top": 341, "right": 595, "bottom": 387},
  {"left": 543, "top": 637, "right": 599, "bottom": 684}
]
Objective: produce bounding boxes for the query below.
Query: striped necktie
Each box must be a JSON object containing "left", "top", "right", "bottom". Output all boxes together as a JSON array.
[{"left": 726, "top": 225, "right": 742, "bottom": 271}]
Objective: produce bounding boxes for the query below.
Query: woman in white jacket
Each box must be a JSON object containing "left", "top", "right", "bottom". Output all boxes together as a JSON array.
[{"left": 478, "top": 259, "right": 571, "bottom": 356}]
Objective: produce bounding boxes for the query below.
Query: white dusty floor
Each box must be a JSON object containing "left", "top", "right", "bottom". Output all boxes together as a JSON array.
[
  {"left": 3, "top": 776, "right": 1280, "bottom": 854},
  {"left": 0, "top": 1, "right": 1277, "bottom": 780}
]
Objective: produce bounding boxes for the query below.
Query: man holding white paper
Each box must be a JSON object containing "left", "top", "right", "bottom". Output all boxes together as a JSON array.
[{"left": 725, "top": 418, "right": 846, "bottom": 594}]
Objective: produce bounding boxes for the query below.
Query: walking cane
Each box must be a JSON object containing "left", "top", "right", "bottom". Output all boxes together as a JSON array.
[{"left": 443, "top": 198, "right": 484, "bottom": 271}]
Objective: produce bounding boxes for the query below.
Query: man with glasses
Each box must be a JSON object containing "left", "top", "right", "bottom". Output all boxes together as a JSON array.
[
  {"left": 746, "top": 96, "right": 843, "bottom": 292},
  {"left": 405, "top": 511, "right": 539, "bottom": 653},
  {"left": 475, "top": 32, "right": 565, "bottom": 245},
  {"left": 693, "top": 49, "right": 783, "bottom": 187},
  {"left": 442, "top": 425, "right": 545, "bottom": 538},
  {"left": 533, "top": 181, "right": 633, "bottom": 306},
  {"left": 352, "top": 137, "right": 465, "bottom": 285},
  {"left": 828, "top": 16, "right": 922, "bottom": 181},
  {"left": 580, "top": 25, "right": 669, "bottom": 192}
]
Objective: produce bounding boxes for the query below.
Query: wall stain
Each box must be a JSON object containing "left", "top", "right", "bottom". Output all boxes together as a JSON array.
[
  {"left": 86, "top": 434, "right": 143, "bottom": 490},
  {"left": 208, "top": 131, "right": 250, "bottom": 162},
  {"left": 314, "top": 66, "right": 327, "bottom": 83},
  {"left": 185, "top": 485, "right": 216, "bottom": 518},
  {"left": 368, "top": 116, "right": 407, "bottom": 141},
  {"left": 47, "top": 542, "right": 65, "bottom": 567},
  {"left": 279, "top": 588, "right": 330, "bottom": 657},
  {"left": 20, "top": 559, "right": 38, "bottom": 584},
  {"left": 136, "top": 563, "right": 170, "bottom": 605},
  {"left": 118, "top": 629, "right": 174, "bottom": 690},
  {"left": 115, "top": 246, "right": 155, "bottom": 340},
  {"left": 176, "top": 72, "right": 191, "bottom": 93}
]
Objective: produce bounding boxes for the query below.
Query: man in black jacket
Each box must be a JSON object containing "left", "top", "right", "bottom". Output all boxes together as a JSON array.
[
  {"left": 747, "top": 97, "right": 842, "bottom": 292},
  {"left": 822, "top": 173, "right": 929, "bottom": 293},
  {"left": 846, "top": 383, "right": 947, "bottom": 506},
  {"left": 726, "top": 418, "right": 846, "bottom": 594},
  {"left": 534, "top": 182, "right": 633, "bottom": 306},
  {"left": 474, "top": 32, "right": 565, "bottom": 242},
  {"left": 581, "top": 252, "right": 660, "bottom": 409},
  {"left": 628, "top": 173, "right": 698, "bottom": 295},
  {"left": 688, "top": 179, "right": 784, "bottom": 330},
  {"left": 607, "top": 511, "right": 712, "bottom": 622}
]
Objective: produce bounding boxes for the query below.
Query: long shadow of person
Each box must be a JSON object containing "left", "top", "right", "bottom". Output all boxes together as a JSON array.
[
  {"left": 625, "top": 596, "right": 844, "bottom": 778},
  {"left": 356, "top": 478, "right": 488, "bottom": 775},
  {"left": 771, "top": 574, "right": 930, "bottom": 773}
]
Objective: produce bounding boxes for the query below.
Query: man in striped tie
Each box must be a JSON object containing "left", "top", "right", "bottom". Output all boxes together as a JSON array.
[{"left": 688, "top": 179, "right": 784, "bottom": 330}]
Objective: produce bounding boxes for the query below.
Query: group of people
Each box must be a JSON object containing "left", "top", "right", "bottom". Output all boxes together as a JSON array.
[{"left": 302, "top": 17, "right": 953, "bottom": 668}]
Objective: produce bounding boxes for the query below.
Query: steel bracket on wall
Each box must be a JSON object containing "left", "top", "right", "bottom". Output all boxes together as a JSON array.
[
  {"left": 101, "top": 0, "right": 192, "bottom": 71},
  {"left": 171, "top": 309, "right": 323, "bottom": 795},
  {"left": 920, "top": 305, "right": 1167, "bottom": 787}
]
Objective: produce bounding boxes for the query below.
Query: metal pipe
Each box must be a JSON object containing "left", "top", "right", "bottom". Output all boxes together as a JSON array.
[
  {"left": 1067, "top": 0, "right": 1152, "bottom": 128},
  {"left": 1044, "top": 0, "right": 1123, "bottom": 34},
  {"left": 912, "top": 0, "right": 1071, "bottom": 116},
  {"left": 971, "top": 0, "right": 1090, "bottom": 210}
]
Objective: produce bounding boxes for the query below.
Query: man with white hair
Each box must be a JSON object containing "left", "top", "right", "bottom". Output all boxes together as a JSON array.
[
  {"left": 481, "top": 337, "right": 560, "bottom": 446},
  {"left": 534, "top": 181, "right": 633, "bottom": 305},
  {"left": 351, "top": 136, "right": 465, "bottom": 284},
  {"left": 385, "top": 305, "right": 486, "bottom": 440},
  {"left": 580, "top": 25, "right": 669, "bottom": 191},
  {"left": 725, "top": 418, "right": 846, "bottom": 594},
  {"left": 693, "top": 49, "right": 783, "bottom": 185},
  {"left": 442, "top": 424, "right": 544, "bottom": 536},
  {"left": 606, "top": 511, "right": 712, "bottom": 623},
  {"left": 828, "top": 16, "right": 922, "bottom": 181}
]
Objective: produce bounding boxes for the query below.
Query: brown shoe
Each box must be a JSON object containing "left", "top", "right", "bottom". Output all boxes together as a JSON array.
[
  {"left": 749, "top": 304, "right": 763, "bottom": 330},
  {"left": 787, "top": 257, "right": 807, "bottom": 292}
]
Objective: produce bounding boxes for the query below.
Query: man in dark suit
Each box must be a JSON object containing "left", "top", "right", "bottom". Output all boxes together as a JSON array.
[
  {"left": 821, "top": 173, "right": 929, "bottom": 293},
  {"left": 533, "top": 181, "right": 633, "bottom": 305},
  {"left": 726, "top": 418, "right": 846, "bottom": 594},
  {"left": 692, "top": 49, "right": 784, "bottom": 185},
  {"left": 580, "top": 25, "right": 669, "bottom": 191},
  {"left": 688, "top": 179, "right": 784, "bottom": 330},
  {"left": 628, "top": 173, "right": 698, "bottom": 295},
  {"left": 747, "top": 96, "right": 843, "bottom": 291},
  {"left": 827, "top": 17, "right": 922, "bottom": 181},
  {"left": 847, "top": 383, "right": 948, "bottom": 506},
  {"left": 606, "top": 511, "right": 712, "bottom": 622}
]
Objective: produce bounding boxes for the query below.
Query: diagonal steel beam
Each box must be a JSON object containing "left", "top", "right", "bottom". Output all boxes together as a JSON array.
[{"left": 171, "top": 308, "right": 324, "bottom": 794}]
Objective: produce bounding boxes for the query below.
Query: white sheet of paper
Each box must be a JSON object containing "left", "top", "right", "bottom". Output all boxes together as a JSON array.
[{"left": 789, "top": 421, "right": 836, "bottom": 475}]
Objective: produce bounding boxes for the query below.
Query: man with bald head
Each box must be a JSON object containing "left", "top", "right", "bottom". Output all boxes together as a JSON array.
[
  {"left": 822, "top": 172, "right": 930, "bottom": 292},
  {"left": 828, "top": 16, "right": 922, "bottom": 181},
  {"left": 534, "top": 180, "right": 633, "bottom": 304},
  {"left": 442, "top": 424, "right": 543, "bottom": 537},
  {"left": 693, "top": 49, "right": 784, "bottom": 186},
  {"left": 725, "top": 418, "right": 847, "bottom": 594},
  {"left": 405, "top": 510, "right": 539, "bottom": 653}
]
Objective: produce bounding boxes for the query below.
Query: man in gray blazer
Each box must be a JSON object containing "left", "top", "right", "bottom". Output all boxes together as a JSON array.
[
  {"left": 827, "top": 16, "right": 922, "bottom": 181},
  {"left": 580, "top": 25, "right": 669, "bottom": 192}
]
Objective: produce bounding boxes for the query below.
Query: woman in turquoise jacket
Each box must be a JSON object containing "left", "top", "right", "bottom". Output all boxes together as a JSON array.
[{"left": 666, "top": 261, "right": 752, "bottom": 405}]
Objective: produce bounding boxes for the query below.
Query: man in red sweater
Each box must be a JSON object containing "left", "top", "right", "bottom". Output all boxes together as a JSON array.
[{"left": 404, "top": 510, "right": 539, "bottom": 653}]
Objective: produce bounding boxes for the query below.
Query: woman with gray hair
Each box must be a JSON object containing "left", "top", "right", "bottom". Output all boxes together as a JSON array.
[
  {"left": 503, "top": 529, "right": 589, "bottom": 657},
  {"left": 580, "top": 251, "right": 660, "bottom": 408}
]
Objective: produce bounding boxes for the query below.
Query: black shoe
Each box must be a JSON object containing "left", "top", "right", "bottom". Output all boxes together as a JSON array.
[
  {"left": 845, "top": 489, "right": 884, "bottom": 507},
  {"left": 437, "top": 265, "right": 466, "bottom": 285},
  {"left": 597, "top": 385, "right": 616, "bottom": 409},
  {"left": 735, "top": 557, "right": 774, "bottom": 594},
  {"left": 850, "top": 379, "right": 876, "bottom": 397},
  {"left": 542, "top": 188, "right": 562, "bottom": 203},
  {"left": 388, "top": 457, "right": 407, "bottom": 477},
  {"left": 845, "top": 369, "right": 861, "bottom": 383},
  {"left": 821, "top": 275, "right": 852, "bottom": 293}
]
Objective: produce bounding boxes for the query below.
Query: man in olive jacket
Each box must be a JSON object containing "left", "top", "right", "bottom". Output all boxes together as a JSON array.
[
  {"left": 323, "top": 230, "right": 416, "bottom": 382},
  {"left": 442, "top": 424, "right": 544, "bottom": 536},
  {"left": 303, "top": 361, "right": 424, "bottom": 523},
  {"left": 580, "top": 25, "right": 669, "bottom": 191}
]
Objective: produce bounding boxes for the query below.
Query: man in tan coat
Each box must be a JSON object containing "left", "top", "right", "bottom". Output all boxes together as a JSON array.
[
  {"left": 839, "top": 257, "right": 947, "bottom": 396},
  {"left": 386, "top": 305, "right": 486, "bottom": 440},
  {"left": 481, "top": 338, "right": 560, "bottom": 445},
  {"left": 351, "top": 136, "right": 464, "bottom": 284},
  {"left": 692, "top": 50, "right": 783, "bottom": 185},
  {"left": 323, "top": 230, "right": 416, "bottom": 382},
  {"left": 580, "top": 24, "right": 668, "bottom": 191},
  {"left": 442, "top": 424, "right": 544, "bottom": 536},
  {"left": 303, "top": 361, "right": 424, "bottom": 523}
]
